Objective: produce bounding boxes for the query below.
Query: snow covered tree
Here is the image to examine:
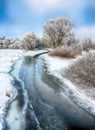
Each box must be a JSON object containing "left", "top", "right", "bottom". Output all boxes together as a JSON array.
[
  {"left": 20, "top": 32, "right": 47, "bottom": 50},
  {"left": 9, "top": 40, "right": 21, "bottom": 49},
  {"left": 40, "top": 34, "right": 52, "bottom": 48},
  {"left": 43, "top": 17, "right": 75, "bottom": 48},
  {"left": 3, "top": 38, "right": 11, "bottom": 48},
  {"left": 20, "top": 32, "right": 38, "bottom": 50}
]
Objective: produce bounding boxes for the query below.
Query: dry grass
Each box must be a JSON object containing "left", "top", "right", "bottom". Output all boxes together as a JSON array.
[
  {"left": 63, "top": 52, "right": 95, "bottom": 99},
  {"left": 49, "top": 44, "right": 82, "bottom": 58}
]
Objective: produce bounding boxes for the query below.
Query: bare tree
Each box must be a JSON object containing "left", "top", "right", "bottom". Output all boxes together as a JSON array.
[{"left": 43, "top": 17, "right": 75, "bottom": 48}]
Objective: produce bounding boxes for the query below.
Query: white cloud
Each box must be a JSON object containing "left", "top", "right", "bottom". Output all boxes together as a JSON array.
[
  {"left": 75, "top": 26, "right": 95, "bottom": 40},
  {"left": 25, "top": 0, "right": 62, "bottom": 11},
  {"left": 25, "top": 0, "right": 86, "bottom": 13},
  {"left": 24, "top": 0, "right": 87, "bottom": 21}
]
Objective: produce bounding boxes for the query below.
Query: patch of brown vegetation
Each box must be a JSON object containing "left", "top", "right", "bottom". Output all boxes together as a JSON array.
[{"left": 49, "top": 44, "right": 82, "bottom": 58}]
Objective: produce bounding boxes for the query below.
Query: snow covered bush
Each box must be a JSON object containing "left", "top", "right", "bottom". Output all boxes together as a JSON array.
[
  {"left": 33, "top": 38, "right": 48, "bottom": 50},
  {"left": 43, "top": 17, "right": 75, "bottom": 48},
  {"left": 49, "top": 44, "right": 82, "bottom": 58},
  {"left": 71, "top": 43, "right": 83, "bottom": 55},
  {"left": 3, "top": 39, "right": 12, "bottom": 48},
  {"left": 20, "top": 32, "right": 37, "bottom": 50},
  {"left": 63, "top": 52, "right": 95, "bottom": 98},
  {"left": 0, "top": 37, "right": 14, "bottom": 49},
  {"left": 82, "top": 39, "right": 95, "bottom": 52},
  {"left": 21, "top": 32, "right": 48, "bottom": 50},
  {"left": 20, "top": 32, "right": 45, "bottom": 50},
  {"left": 9, "top": 40, "right": 21, "bottom": 49},
  {"left": 9, "top": 43, "right": 20, "bottom": 49}
]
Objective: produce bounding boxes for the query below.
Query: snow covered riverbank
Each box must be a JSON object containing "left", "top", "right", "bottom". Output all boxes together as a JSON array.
[
  {"left": 0, "top": 49, "right": 48, "bottom": 129},
  {"left": 0, "top": 50, "right": 25, "bottom": 129},
  {"left": 42, "top": 54, "right": 76, "bottom": 73},
  {"left": 42, "top": 54, "right": 95, "bottom": 116}
]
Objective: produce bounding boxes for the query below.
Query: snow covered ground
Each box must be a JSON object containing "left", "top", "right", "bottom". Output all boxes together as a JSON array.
[{"left": 42, "top": 54, "right": 77, "bottom": 73}]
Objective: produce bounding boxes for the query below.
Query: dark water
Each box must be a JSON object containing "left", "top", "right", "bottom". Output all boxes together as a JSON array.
[{"left": 4, "top": 55, "right": 95, "bottom": 130}]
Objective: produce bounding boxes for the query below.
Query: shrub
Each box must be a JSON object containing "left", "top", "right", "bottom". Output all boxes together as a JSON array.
[
  {"left": 82, "top": 39, "right": 95, "bottom": 52},
  {"left": 3, "top": 39, "right": 12, "bottom": 48},
  {"left": 33, "top": 38, "right": 47, "bottom": 50},
  {"left": 9, "top": 40, "right": 21, "bottom": 49},
  {"left": 20, "top": 32, "right": 47, "bottom": 50},
  {"left": 49, "top": 44, "right": 82, "bottom": 58},
  {"left": 63, "top": 52, "right": 95, "bottom": 98}
]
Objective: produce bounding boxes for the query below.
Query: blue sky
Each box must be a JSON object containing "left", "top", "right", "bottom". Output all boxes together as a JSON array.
[{"left": 0, "top": 0, "right": 95, "bottom": 39}]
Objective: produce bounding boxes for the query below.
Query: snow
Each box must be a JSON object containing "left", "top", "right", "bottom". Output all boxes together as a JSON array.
[{"left": 42, "top": 54, "right": 77, "bottom": 73}]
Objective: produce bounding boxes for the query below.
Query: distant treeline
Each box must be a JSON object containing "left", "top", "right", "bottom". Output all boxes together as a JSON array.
[{"left": 0, "top": 17, "right": 95, "bottom": 52}]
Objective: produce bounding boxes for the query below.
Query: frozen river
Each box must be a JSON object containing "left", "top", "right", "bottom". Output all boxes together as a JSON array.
[{"left": 4, "top": 52, "right": 95, "bottom": 130}]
